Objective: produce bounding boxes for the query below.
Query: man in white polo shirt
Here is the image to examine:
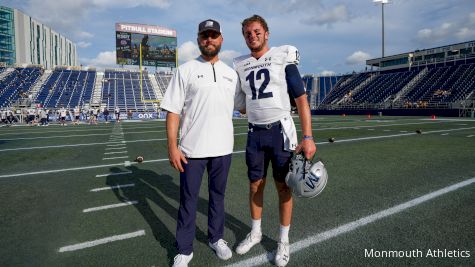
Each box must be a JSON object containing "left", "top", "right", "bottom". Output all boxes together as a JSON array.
[{"left": 161, "top": 19, "right": 239, "bottom": 267}]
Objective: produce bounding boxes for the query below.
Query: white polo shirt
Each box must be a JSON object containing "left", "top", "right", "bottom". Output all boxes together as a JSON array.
[{"left": 161, "top": 56, "right": 239, "bottom": 158}]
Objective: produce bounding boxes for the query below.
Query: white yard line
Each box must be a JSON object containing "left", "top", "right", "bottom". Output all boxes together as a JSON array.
[
  {"left": 104, "top": 151, "right": 128, "bottom": 155},
  {"left": 102, "top": 156, "right": 128, "bottom": 160},
  {"left": 2, "top": 121, "right": 468, "bottom": 152},
  {"left": 58, "top": 230, "right": 145, "bottom": 252},
  {"left": 82, "top": 201, "right": 138, "bottom": 213},
  {"left": 95, "top": 171, "right": 132, "bottom": 177},
  {"left": 2, "top": 126, "right": 475, "bottom": 179},
  {"left": 105, "top": 147, "right": 127, "bottom": 150},
  {"left": 0, "top": 130, "right": 165, "bottom": 141},
  {"left": 226, "top": 177, "right": 475, "bottom": 267},
  {"left": 90, "top": 183, "right": 135, "bottom": 192},
  {"left": 107, "top": 143, "right": 128, "bottom": 147}
]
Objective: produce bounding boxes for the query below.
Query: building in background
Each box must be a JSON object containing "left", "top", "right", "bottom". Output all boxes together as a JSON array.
[{"left": 0, "top": 6, "right": 77, "bottom": 69}]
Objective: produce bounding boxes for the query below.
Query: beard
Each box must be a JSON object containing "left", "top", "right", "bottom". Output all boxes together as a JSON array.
[
  {"left": 199, "top": 43, "right": 222, "bottom": 58},
  {"left": 247, "top": 39, "right": 266, "bottom": 53}
]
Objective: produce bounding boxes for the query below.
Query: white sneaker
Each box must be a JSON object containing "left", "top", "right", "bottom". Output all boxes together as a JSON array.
[
  {"left": 209, "top": 239, "right": 232, "bottom": 260},
  {"left": 172, "top": 252, "right": 193, "bottom": 267},
  {"left": 275, "top": 242, "right": 290, "bottom": 267},
  {"left": 235, "top": 232, "right": 262, "bottom": 255}
]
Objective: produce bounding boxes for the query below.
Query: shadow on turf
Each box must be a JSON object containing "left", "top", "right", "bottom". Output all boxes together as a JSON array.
[{"left": 106, "top": 166, "right": 276, "bottom": 265}]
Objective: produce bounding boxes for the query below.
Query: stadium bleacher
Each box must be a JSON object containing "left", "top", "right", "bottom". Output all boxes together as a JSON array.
[
  {"left": 102, "top": 70, "right": 158, "bottom": 112},
  {"left": 318, "top": 60, "right": 475, "bottom": 113},
  {"left": 1, "top": 54, "right": 473, "bottom": 117},
  {"left": 35, "top": 69, "right": 96, "bottom": 109},
  {"left": 0, "top": 67, "right": 42, "bottom": 108}
]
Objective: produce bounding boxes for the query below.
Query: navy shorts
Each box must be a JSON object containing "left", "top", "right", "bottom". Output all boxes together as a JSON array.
[{"left": 246, "top": 122, "right": 293, "bottom": 182}]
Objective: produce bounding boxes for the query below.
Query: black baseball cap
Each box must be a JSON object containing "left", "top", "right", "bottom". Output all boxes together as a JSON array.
[{"left": 198, "top": 19, "right": 221, "bottom": 34}]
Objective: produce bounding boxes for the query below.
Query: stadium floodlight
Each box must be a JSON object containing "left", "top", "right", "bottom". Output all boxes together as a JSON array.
[{"left": 373, "top": 0, "right": 390, "bottom": 58}]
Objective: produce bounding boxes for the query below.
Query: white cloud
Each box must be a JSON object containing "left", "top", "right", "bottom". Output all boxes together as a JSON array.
[
  {"left": 319, "top": 70, "right": 336, "bottom": 76},
  {"left": 77, "top": 41, "right": 92, "bottom": 48},
  {"left": 76, "top": 31, "right": 94, "bottom": 39},
  {"left": 92, "top": 0, "right": 170, "bottom": 8},
  {"left": 469, "top": 12, "right": 475, "bottom": 24},
  {"left": 415, "top": 13, "right": 475, "bottom": 44},
  {"left": 219, "top": 50, "right": 240, "bottom": 66},
  {"left": 303, "top": 4, "right": 349, "bottom": 26},
  {"left": 455, "top": 27, "right": 475, "bottom": 40},
  {"left": 80, "top": 51, "right": 116, "bottom": 68},
  {"left": 178, "top": 41, "right": 200, "bottom": 64},
  {"left": 25, "top": 0, "right": 170, "bottom": 37},
  {"left": 346, "top": 51, "right": 371, "bottom": 65},
  {"left": 416, "top": 22, "right": 456, "bottom": 44}
]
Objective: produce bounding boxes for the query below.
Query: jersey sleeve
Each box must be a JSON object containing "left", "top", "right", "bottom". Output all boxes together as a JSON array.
[
  {"left": 284, "top": 45, "right": 300, "bottom": 66},
  {"left": 285, "top": 64, "right": 306, "bottom": 98}
]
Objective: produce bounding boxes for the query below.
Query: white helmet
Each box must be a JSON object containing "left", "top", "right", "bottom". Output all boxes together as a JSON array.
[{"left": 285, "top": 154, "right": 328, "bottom": 198}]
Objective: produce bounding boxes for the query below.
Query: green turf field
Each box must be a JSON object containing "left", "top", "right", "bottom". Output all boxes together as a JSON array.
[{"left": 0, "top": 115, "right": 474, "bottom": 266}]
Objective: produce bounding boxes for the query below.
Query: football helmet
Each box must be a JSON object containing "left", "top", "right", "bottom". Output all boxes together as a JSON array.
[{"left": 285, "top": 153, "right": 328, "bottom": 198}]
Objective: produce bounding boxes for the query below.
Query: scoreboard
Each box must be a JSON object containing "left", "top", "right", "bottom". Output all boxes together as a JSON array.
[{"left": 115, "top": 23, "right": 177, "bottom": 68}]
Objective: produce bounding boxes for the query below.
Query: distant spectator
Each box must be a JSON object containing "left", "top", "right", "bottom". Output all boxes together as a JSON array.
[
  {"left": 103, "top": 108, "right": 110, "bottom": 124},
  {"left": 39, "top": 109, "right": 48, "bottom": 126},
  {"left": 115, "top": 106, "right": 120, "bottom": 123}
]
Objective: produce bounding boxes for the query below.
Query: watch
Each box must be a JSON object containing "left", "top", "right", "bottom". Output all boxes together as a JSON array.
[{"left": 303, "top": 135, "right": 314, "bottom": 140}]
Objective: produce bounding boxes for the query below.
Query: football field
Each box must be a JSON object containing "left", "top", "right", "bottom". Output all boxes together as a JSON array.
[{"left": 0, "top": 115, "right": 474, "bottom": 266}]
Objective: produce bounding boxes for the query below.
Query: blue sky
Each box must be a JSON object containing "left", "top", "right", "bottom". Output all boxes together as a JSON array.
[{"left": 3, "top": 0, "right": 475, "bottom": 75}]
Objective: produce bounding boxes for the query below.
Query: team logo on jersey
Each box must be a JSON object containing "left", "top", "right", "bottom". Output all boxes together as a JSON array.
[{"left": 264, "top": 57, "right": 272, "bottom": 61}]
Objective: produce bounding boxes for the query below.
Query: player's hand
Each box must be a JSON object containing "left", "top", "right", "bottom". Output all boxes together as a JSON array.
[
  {"left": 295, "top": 139, "right": 317, "bottom": 160},
  {"left": 168, "top": 147, "right": 188, "bottom": 172}
]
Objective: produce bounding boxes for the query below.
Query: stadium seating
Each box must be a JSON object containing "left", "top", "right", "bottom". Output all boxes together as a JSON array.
[
  {"left": 155, "top": 73, "right": 172, "bottom": 95},
  {"left": 404, "top": 64, "right": 475, "bottom": 104},
  {"left": 318, "top": 61, "right": 475, "bottom": 110},
  {"left": 35, "top": 69, "right": 96, "bottom": 109},
  {"left": 102, "top": 70, "right": 158, "bottom": 112},
  {"left": 0, "top": 67, "right": 42, "bottom": 108},
  {"left": 352, "top": 70, "right": 418, "bottom": 104},
  {"left": 320, "top": 73, "right": 370, "bottom": 105}
]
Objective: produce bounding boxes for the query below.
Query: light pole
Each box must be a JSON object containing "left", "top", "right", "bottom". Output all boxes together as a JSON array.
[{"left": 373, "top": 0, "right": 389, "bottom": 58}]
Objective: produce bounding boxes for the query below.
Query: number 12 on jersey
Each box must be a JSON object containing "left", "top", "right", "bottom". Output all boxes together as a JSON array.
[{"left": 246, "top": 68, "right": 272, "bottom": 100}]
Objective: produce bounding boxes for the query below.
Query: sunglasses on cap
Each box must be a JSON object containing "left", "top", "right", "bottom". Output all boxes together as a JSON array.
[{"left": 199, "top": 31, "right": 221, "bottom": 39}]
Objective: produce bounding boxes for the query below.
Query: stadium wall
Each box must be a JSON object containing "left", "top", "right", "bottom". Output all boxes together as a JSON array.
[{"left": 312, "top": 108, "right": 460, "bottom": 117}]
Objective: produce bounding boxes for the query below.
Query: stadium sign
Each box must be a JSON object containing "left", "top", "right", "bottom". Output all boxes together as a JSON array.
[{"left": 115, "top": 23, "right": 177, "bottom": 68}]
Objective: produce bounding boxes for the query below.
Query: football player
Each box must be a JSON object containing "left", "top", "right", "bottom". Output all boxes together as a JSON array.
[
  {"left": 73, "top": 106, "right": 81, "bottom": 125},
  {"left": 59, "top": 106, "right": 67, "bottom": 126},
  {"left": 233, "top": 15, "right": 317, "bottom": 267},
  {"left": 114, "top": 106, "right": 120, "bottom": 123}
]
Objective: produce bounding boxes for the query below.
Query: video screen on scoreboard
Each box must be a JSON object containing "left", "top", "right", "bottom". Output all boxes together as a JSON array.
[{"left": 116, "top": 23, "right": 177, "bottom": 68}]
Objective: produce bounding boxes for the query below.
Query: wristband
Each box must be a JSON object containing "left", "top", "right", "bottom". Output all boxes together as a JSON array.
[{"left": 303, "top": 135, "right": 314, "bottom": 140}]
